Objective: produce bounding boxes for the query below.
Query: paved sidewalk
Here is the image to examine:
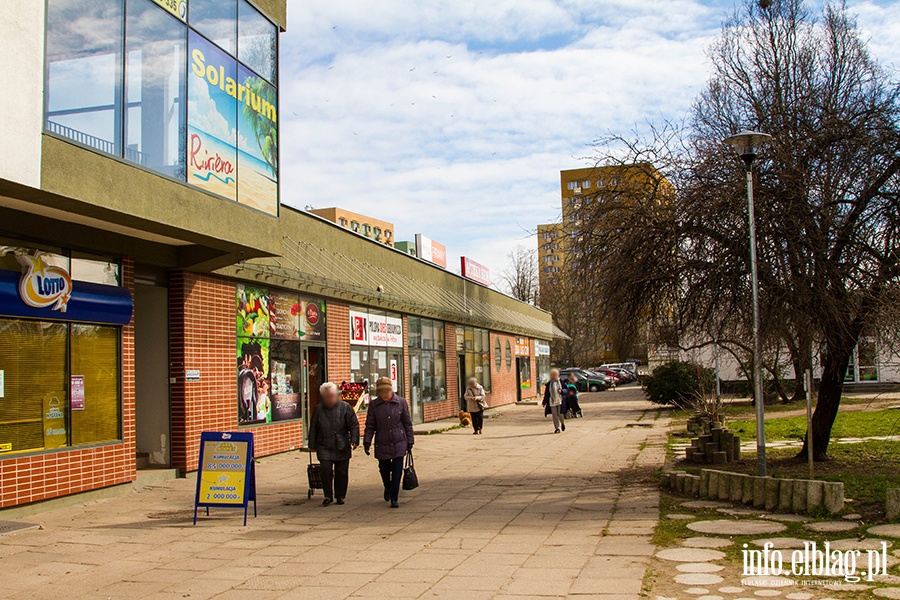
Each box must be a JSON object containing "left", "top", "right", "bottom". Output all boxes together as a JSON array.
[{"left": 0, "top": 386, "right": 668, "bottom": 600}]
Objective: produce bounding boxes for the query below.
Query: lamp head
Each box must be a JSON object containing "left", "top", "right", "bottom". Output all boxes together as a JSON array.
[{"left": 724, "top": 130, "right": 771, "bottom": 168}]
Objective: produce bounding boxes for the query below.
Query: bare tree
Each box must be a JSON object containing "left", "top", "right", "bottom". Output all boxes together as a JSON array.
[
  {"left": 500, "top": 245, "right": 539, "bottom": 304},
  {"left": 572, "top": 0, "right": 900, "bottom": 460}
]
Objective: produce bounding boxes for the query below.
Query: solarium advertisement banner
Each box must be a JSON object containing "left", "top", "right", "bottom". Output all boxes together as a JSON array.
[{"left": 187, "top": 31, "right": 278, "bottom": 216}]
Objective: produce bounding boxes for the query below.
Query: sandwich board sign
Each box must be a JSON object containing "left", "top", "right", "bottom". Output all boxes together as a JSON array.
[{"left": 193, "top": 431, "right": 257, "bottom": 525}]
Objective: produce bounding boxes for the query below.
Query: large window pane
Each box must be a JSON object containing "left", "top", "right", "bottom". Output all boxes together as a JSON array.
[
  {"left": 238, "top": 0, "right": 276, "bottom": 83},
  {"left": 434, "top": 353, "right": 446, "bottom": 401},
  {"left": 46, "top": 0, "right": 124, "bottom": 155},
  {"left": 126, "top": 0, "right": 187, "bottom": 177},
  {"left": 0, "top": 321, "right": 67, "bottom": 455},
  {"left": 190, "top": 0, "right": 236, "bottom": 55},
  {"left": 71, "top": 252, "right": 121, "bottom": 286},
  {"left": 420, "top": 351, "right": 434, "bottom": 402},
  {"left": 422, "top": 320, "right": 435, "bottom": 351},
  {"left": 70, "top": 325, "right": 121, "bottom": 445}
]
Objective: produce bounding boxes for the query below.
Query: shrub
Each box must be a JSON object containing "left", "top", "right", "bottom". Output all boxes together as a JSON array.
[{"left": 644, "top": 361, "right": 713, "bottom": 407}]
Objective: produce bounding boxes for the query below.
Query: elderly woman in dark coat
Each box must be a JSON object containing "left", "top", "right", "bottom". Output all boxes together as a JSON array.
[
  {"left": 363, "top": 377, "right": 415, "bottom": 508},
  {"left": 307, "top": 382, "right": 360, "bottom": 506}
]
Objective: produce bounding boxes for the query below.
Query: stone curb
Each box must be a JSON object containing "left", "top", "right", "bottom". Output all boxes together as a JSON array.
[{"left": 662, "top": 468, "right": 844, "bottom": 515}]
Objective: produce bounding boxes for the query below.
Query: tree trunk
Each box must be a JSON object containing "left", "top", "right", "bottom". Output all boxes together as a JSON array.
[{"left": 797, "top": 341, "right": 854, "bottom": 461}]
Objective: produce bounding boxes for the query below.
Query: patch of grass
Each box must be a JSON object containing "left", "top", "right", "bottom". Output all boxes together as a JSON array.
[
  {"left": 421, "top": 424, "right": 463, "bottom": 435},
  {"left": 727, "top": 408, "right": 900, "bottom": 443}
]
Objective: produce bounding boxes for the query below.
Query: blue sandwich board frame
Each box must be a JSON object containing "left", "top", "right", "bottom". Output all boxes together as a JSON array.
[{"left": 193, "top": 431, "right": 257, "bottom": 526}]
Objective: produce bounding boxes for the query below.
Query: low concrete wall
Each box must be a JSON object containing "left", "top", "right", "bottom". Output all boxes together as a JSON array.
[{"left": 664, "top": 468, "right": 844, "bottom": 515}]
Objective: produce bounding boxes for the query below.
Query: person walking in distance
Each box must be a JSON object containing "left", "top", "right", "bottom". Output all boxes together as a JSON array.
[
  {"left": 565, "top": 372, "right": 583, "bottom": 418},
  {"left": 464, "top": 377, "right": 487, "bottom": 434},
  {"left": 542, "top": 369, "right": 566, "bottom": 433},
  {"left": 307, "top": 382, "right": 359, "bottom": 506},
  {"left": 364, "top": 377, "right": 415, "bottom": 508}
]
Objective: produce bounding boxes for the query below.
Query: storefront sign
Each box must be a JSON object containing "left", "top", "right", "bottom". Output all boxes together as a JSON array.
[
  {"left": 188, "top": 32, "right": 279, "bottom": 216},
  {"left": 269, "top": 291, "right": 326, "bottom": 341},
  {"left": 536, "top": 341, "right": 551, "bottom": 357},
  {"left": 0, "top": 443, "right": 11, "bottom": 453},
  {"left": 70, "top": 375, "right": 85, "bottom": 410},
  {"left": 461, "top": 257, "right": 491, "bottom": 286},
  {"left": 194, "top": 431, "right": 257, "bottom": 526},
  {"left": 43, "top": 392, "right": 67, "bottom": 449},
  {"left": 151, "top": 0, "right": 186, "bottom": 20},
  {"left": 515, "top": 337, "right": 531, "bottom": 356},
  {"left": 1, "top": 269, "right": 132, "bottom": 326},
  {"left": 390, "top": 359, "right": 398, "bottom": 392},
  {"left": 16, "top": 253, "right": 72, "bottom": 312},
  {"left": 349, "top": 310, "right": 403, "bottom": 348},
  {"left": 415, "top": 234, "right": 447, "bottom": 268}
]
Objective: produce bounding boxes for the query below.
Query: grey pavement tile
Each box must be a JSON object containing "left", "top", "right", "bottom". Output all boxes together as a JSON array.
[{"left": 568, "top": 577, "right": 643, "bottom": 595}]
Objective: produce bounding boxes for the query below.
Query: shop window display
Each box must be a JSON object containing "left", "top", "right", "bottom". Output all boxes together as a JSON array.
[
  {"left": 236, "top": 284, "right": 326, "bottom": 425},
  {"left": 455, "top": 326, "right": 491, "bottom": 392},
  {"left": 408, "top": 317, "right": 446, "bottom": 404}
]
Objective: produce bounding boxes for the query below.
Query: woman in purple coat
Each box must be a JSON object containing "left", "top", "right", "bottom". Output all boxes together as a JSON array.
[{"left": 363, "top": 377, "right": 415, "bottom": 508}]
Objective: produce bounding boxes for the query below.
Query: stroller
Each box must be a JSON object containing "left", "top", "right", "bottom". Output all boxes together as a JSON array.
[{"left": 306, "top": 451, "right": 323, "bottom": 499}]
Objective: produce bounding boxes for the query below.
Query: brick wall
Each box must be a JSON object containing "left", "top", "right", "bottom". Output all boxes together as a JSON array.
[
  {"left": 0, "top": 257, "right": 136, "bottom": 509},
  {"left": 488, "top": 331, "right": 519, "bottom": 408},
  {"left": 169, "top": 272, "right": 302, "bottom": 473},
  {"left": 326, "top": 301, "right": 350, "bottom": 384},
  {"left": 423, "top": 322, "right": 458, "bottom": 422}
]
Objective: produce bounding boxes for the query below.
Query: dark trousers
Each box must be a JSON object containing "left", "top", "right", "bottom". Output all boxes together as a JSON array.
[
  {"left": 472, "top": 409, "right": 484, "bottom": 431},
  {"left": 320, "top": 459, "right": 349, "bottom": 500},
  {"left": 378, "top": 457, "right": 404, "bottom": 502}
]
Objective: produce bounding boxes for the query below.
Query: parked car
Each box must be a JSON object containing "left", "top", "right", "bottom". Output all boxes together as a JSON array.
[
  {"left": 559, "top": 368, "right": 609, "bottom": 392},
  {"left": 595, "top": 369, "right": 623, "bottom": 384},
  {"left": 607, "top": 367, "right": 637, "bottom": 383}
]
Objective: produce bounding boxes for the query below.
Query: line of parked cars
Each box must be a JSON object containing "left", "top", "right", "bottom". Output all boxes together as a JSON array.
[{"left": 559, "top": 362, "right": 640, "bottom": 393}]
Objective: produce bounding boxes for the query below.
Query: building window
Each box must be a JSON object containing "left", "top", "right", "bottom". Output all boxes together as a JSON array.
[
  {"left": 566, "top": 181, "right": 577, "bottom": 190},
  {"left": 583, "top": 180, "right": 591, "bottom": 188},
  {"left": 190, "top": 0, "right": 237, "bottom": 55},
  {"left": 505, "top": 340, "right": 512, "bottom": 372},
  {"left": 46, "top": 0, "right": 124, "bottom": 157},
  {"left": 236, "top": 284, "right": 327, "bottom": 425},
  {"left": 0, "top": 245, "right": 124, "bottom": 456},
  {"left": 494, "top": 338, "right": 502, "bottom": 372},
  {"left": 125, "top": 0, "right": 187, "bottom": 178},
  {"left": 238, "top": 0, "right": 277, "bottom": 82},
  {"left": 349, "top": 308, "right": 404, "bottom": 409},
  {"left": 45, "top": 0, "right": 280, "bottom": 216},
  {"left": 408, "top": 318, "right": 446, "bottom": 404},
  {"left": 338, "top": 218, "right": 348, "bottom": 227},
  {"left": 604, "top": 343, "right": 612, "bottom": 352},
  {"left": 456, "top": 326, "right": 491, "bottom": 392}
]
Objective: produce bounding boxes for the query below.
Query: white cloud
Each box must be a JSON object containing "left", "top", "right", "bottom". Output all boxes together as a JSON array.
[
  {"left": 187, "top": 77, "right": 236, "bottom": 143},
  {"left": 278, "top": 0, "right": 900, "bottom": 285}
]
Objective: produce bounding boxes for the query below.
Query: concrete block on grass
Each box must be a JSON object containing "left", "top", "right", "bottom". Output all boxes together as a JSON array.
[
  {"left": 718, "top": 471, "right": 731, "bottom": 500},
  {"left": 753, "top": 476, "right": 767, "bottom": 509},
  {"left": 731, "top": 473, "right": 746, "bottom": 503},
  {"left": 792, "top": 480, "right": 808, "bottom": 513},
  {"left": 823, "top": 482, "right": 844, "bottom": 514},
  {"left": 778, "top": 479, "right": 794, "bottom": 513},
  {"left": 807, "top": 480, "right": 824, "bottom": 510},
  {"left": 706, "top": 471, "right": 718, "bottom": 499},
  {"left": 765, "top": 478, "right": 780, "bottom": 511},
  {"left": 886, "top": 489, "right": 900, "bottom": 521},
  {"left": 742, "top": 474, "right": 755, "bottom": 504},
  {"left": 699, "top": 470, "right": 709, "bottom": 498}
]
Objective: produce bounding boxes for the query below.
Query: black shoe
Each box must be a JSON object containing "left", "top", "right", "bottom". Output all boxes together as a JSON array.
[
  {"left": 562, "top": 423, "right": 566, "bottom": 431},
  {"left": 390, "top": 500, "right": 399, "bottom": 508},
  {"left": 473, "top": 430, "right": 478, "bottom": 435},
  {"left": 336, "top": 498, "right": 345, "bottom": 505},
  {"left": 384, "top": 490, "right": 390, "bottom": 502},
  {"left": 322, "top": 498, "right": 333, "bottom": 506},
  {"left": 554, "top": 429, "right": 560, "bottom": 434}
]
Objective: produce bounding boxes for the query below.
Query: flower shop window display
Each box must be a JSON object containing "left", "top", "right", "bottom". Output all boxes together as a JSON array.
[{"left": 236, "top": 284, "right": 326, "bottom": 425}]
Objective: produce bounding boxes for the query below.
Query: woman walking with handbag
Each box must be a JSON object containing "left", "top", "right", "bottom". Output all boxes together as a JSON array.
[
  {"left": 363, "top": 377, "right": 415, "bottom": 508},
  {"left": 307, "top": 382, "right": 359, "bottom": 506},
  {"left": 464, "top": 377, "right": 487, "bottom": 434}
]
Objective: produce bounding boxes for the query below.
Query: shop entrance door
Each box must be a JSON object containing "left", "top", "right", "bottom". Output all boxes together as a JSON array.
[
  {"left": 134, "top": 282, "right": 170, "bottom": 468},
  {"left": 458, "top": 354, "right": 467, "bottom": 410},
  {"left": 516, "top": 357, "right": 529, "bottom": 402},
  {"left": 302, "top": 345, "right": 326, "bottom": 445}
]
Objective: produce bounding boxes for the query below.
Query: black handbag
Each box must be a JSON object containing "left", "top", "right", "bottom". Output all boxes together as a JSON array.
[{"left": 402, "top": 450, "right": 419, "bottom": 491}]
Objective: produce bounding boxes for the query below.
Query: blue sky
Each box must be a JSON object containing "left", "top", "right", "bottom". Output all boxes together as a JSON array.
[{"left": 277, "top": 0, "right": 900, "bottom": 288}]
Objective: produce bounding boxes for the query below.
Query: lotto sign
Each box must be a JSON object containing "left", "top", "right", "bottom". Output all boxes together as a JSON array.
[
  {"left": 16, "top": 253, "right": 72, "bottom": 312},
  {"left": 194, "top": 432, "right": 257, "bottom": 525}
]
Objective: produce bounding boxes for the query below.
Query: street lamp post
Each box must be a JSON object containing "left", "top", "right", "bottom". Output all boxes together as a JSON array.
[{"left": 724, "top": 130, "right": 771, "bottom": 477}]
